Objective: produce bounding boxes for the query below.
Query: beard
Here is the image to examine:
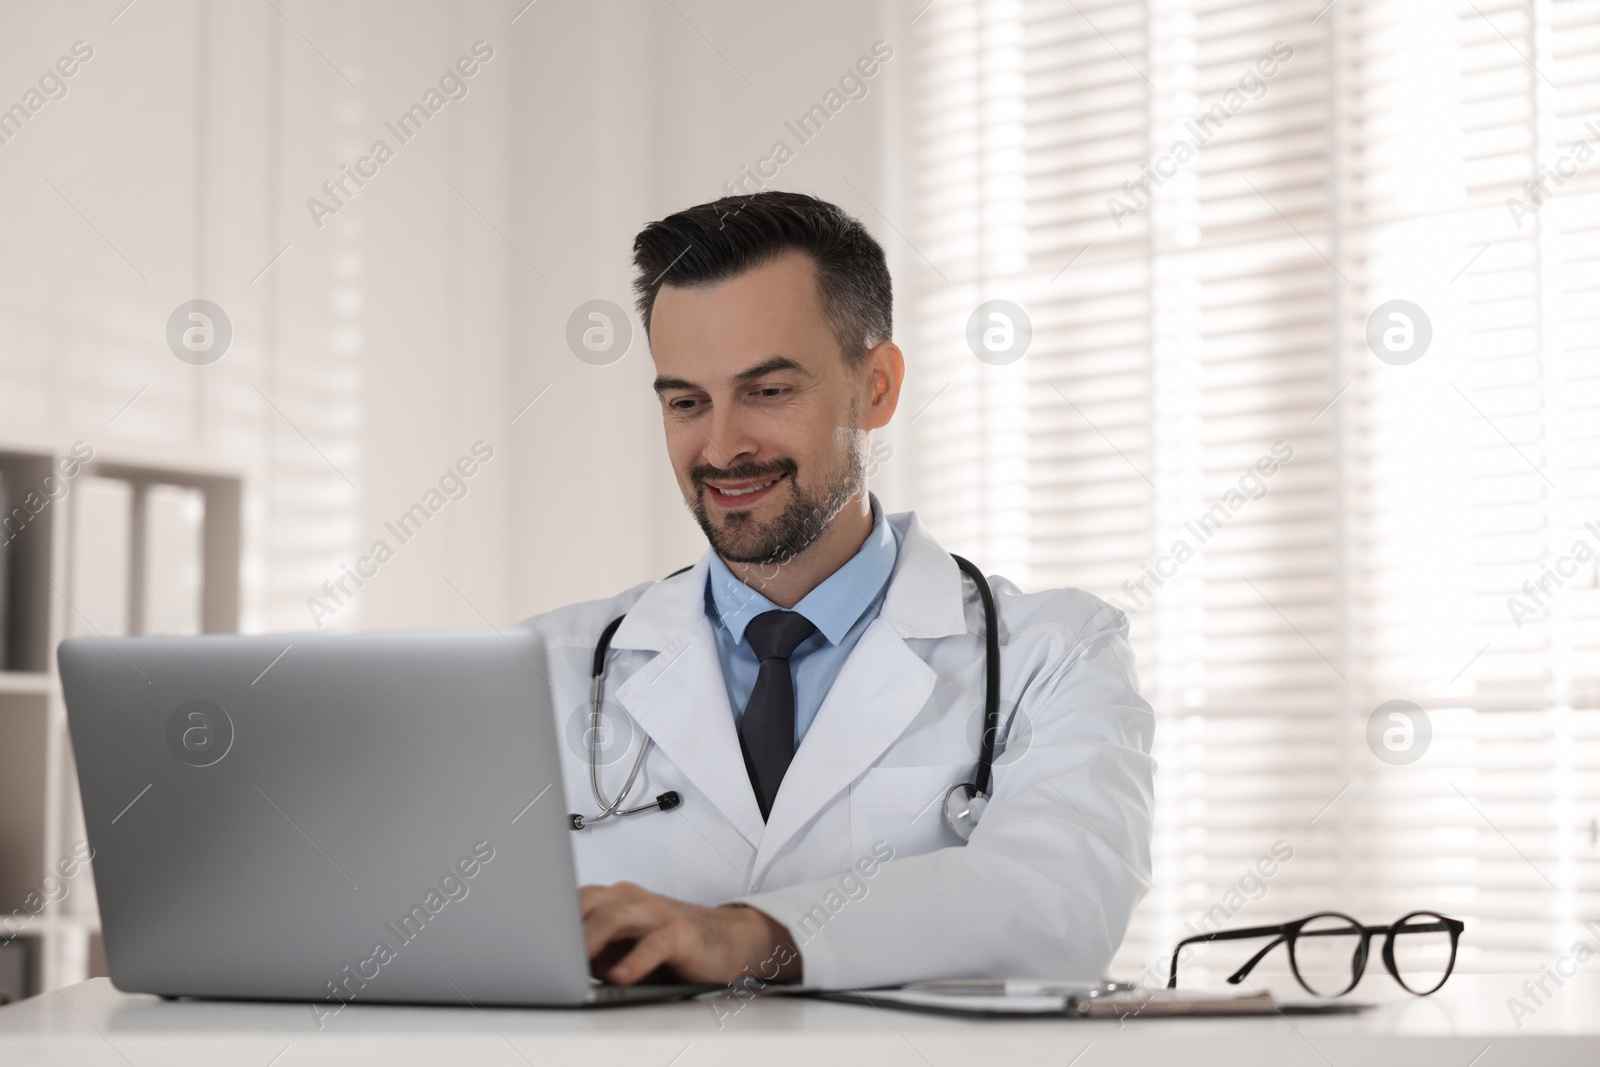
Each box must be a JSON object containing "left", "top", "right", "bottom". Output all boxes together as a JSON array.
[{"left": 688, "top": 434, "right": 867, "bottom": 567}]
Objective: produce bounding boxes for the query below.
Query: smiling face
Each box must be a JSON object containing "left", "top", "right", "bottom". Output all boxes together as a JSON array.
[{"left": 650, "top": 250, "right": 902, "bottom": 568}]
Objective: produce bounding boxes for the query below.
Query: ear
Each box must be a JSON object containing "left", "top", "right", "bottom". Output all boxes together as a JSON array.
[{"left": 862, "top": 340, "right": 904, "bottom": 430}]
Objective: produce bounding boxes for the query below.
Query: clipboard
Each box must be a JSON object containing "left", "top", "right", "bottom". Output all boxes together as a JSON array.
[{"left": 780, "top": 985, "right": 1374, "bottom": 1019}]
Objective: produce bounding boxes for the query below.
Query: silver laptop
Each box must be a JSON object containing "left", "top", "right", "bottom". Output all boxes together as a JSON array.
[{"left": 58, "top": 627, "right": 715, "bottom": 1009}]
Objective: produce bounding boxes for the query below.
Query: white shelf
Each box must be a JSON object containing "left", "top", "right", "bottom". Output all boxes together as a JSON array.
[
  {"left": 1, "top": 447, "right": 240, "bottom": 995},
  {"left": 0, "top": 673, "right": 52, "bottom": 697},
  {"left": 0, "top": 914, "right": 99, "bottom": 939}
]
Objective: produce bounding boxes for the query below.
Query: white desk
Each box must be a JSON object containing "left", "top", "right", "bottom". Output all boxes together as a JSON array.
[{"left": 1, "top": 974, "right": 1595, "bottom": 1066}]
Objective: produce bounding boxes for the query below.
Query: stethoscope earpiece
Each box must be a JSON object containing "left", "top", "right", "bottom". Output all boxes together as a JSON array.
[{"left": 570, "top": 790, "right": 679, "bottom": 832}]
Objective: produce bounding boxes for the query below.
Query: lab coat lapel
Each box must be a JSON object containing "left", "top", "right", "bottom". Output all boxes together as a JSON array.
[
  {"left": 753, "top": 513, "right": 970, "bottom": 879},
  {"left": 610, "top": 560, "right": 767, "bottom": 850},
  {"left": 752, "top": 619, "right": 936, "bottom": 878}
]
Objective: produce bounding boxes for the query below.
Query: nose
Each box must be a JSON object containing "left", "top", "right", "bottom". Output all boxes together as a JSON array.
[{"left": 701, "top": 404, "right": 759, "bottom": 470}]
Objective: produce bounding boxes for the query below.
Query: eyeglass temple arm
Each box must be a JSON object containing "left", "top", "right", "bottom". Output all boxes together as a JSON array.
[
  {"left": 1225, "top": 935, "right": 1289, "bottom": 985},
  {"left": 1166, "top": 925, "right": 1294, "bottom": 988}
]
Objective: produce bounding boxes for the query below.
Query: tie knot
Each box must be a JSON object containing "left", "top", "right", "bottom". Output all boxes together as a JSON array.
[{"left": 745, "top": 610, "right": 817, "bottom": 662}]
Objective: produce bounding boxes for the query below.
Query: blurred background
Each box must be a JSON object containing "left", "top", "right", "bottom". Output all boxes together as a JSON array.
[{"left": 0, "top": 0, "right": 1596, "bottom": 999}]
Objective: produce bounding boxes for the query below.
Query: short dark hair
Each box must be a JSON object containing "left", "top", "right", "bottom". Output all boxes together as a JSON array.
[{"left": 631, "top": 191, "right": 892, "bottom": 367}]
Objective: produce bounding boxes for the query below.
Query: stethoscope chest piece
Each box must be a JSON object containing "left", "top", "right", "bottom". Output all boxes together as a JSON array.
[{"left": 943, "top": 781, "right": 988, "bottom": 842}]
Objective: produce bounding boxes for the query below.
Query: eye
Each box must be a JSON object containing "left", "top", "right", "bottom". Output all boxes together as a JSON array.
[{"left": 667, "top": 396, "right": 702, "bottom": 413}]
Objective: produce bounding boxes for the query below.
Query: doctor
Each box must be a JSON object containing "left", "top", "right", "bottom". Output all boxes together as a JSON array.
[{"left": 522, "top": 191, "right": 1155, "bottom": 990}]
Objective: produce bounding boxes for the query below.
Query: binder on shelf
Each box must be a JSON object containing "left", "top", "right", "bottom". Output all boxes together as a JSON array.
[
  {"left": 0, "top": 933, "right": 40, "bottom": 1004},
  {"left": 0, "top": 466, "right": 10, "bottom": 672},
  {"left": 67, "top": 477, "right": 132, "bottom": 639}
]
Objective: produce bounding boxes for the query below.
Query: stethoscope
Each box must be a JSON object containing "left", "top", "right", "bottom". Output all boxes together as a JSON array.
[{"left": 569, "top": 554, "right": 1001, "bottom": 843}]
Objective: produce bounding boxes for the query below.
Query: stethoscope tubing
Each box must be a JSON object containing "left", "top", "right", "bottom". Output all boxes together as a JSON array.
[
  {"left": 951, "top": 554, "right": 1001, "bottom": 798},
  {"left": 572, "top": 553, "right": 1000, "bottom": 832}
]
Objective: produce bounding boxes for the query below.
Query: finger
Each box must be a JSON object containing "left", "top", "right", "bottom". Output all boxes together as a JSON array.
[
  {"left": 578, "top": 881, "right": 647, "bottom": 918},
  {"left": 584, "top": 902, "right": 649, "bottom": 957},
  {"left": 583, "top": 901, "right": 662, "bottom": 959},
  {"left": 589, "top": 937, "right": 636, "bottom": 981},
  {"left": 578, "top": 884, "right": 617, "bottom": 915},
  {"left": 607, "top": 927, "right": 682, "bottom": 986}
]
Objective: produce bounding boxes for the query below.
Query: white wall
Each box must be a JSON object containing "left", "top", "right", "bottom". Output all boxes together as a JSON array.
[{"left": 0, "top": 0, "right": 907, "bottom": 633}]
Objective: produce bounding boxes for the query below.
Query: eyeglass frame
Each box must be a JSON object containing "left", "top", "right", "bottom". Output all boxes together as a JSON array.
[{"left": 1166, "top": 910, "right": 1465, "bottom": 998}]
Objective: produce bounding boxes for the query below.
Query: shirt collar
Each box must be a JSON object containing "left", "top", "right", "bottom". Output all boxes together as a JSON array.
[{"left": 706, "top": 493, "right": 899, "bottom": 647}]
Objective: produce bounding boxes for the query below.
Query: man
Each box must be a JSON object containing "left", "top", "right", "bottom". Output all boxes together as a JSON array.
[{"left": 522, "top": 191, "right": 1154, "bottom": 990}]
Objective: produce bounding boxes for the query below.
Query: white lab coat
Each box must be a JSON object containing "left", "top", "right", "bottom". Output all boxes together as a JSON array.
[{"left": 520, "top": 510, "right": 1155, "bottom": 989}]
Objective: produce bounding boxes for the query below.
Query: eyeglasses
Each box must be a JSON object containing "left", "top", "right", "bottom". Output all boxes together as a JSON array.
[{"left": 1167, "top": 911, "right": 1464, "bottom": 998}]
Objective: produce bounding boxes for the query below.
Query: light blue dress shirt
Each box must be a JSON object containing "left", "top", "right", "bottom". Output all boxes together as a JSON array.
[{"left": 705, "top": 495, "right": 901, "bottom": 747}]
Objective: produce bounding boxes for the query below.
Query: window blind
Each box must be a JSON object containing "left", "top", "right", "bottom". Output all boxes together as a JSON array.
[{"left": 904, "top": 0, "right": 1599, "bottom": 978}]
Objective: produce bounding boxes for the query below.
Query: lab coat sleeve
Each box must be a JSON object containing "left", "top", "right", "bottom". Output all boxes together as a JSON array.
[{"left": 732, "top": 603, "right": 1156, "bottom": 989}]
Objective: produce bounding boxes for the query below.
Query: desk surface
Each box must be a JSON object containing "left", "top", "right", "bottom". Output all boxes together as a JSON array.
[{"left": 1, "top": 974, "right": 1595, "bottom": 1066}]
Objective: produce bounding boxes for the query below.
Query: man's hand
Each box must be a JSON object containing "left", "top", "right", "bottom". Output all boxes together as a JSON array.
[{"left": 580, "top": 882, "right": 802, "bottom": 986}]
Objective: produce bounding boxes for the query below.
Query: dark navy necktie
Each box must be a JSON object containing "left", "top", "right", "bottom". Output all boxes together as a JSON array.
[{"left": 738, "top": 610, "right": 817, "bottom": 822}]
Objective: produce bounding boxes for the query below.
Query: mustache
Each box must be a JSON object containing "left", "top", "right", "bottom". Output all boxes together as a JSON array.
[{"left": 690, "top": 457, "right": 797, "bottom": 487}]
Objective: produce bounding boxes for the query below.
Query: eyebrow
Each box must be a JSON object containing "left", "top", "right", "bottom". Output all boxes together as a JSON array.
[
  {"left": 734, "top": 356, "right": 806, "bottom": 383},
  {"left": 652, "top": 356, "right": 809, "bottom": 395}
]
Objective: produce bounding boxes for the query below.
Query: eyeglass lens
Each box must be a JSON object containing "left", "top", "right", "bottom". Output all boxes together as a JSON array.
[
  {"left": 1388, "top": 912, "right": 1456, "bottom": 995},
  {"left": 1288, "top": 913, "right": 1364, "bottom": 997}
]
